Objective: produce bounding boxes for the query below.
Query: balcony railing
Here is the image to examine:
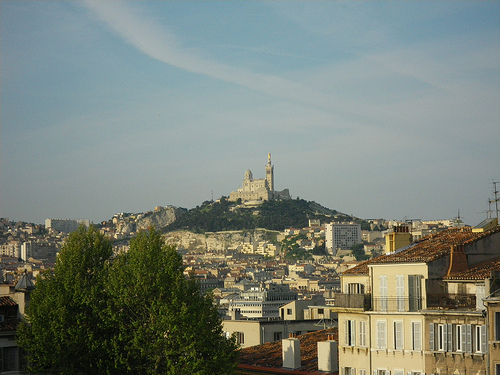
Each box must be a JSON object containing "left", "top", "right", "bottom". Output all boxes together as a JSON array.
[
  {"left": 332, "top": 293, "right": 371, "bottom": 310},
  {"left": 427, "top": 293, "right": 476, "bottom": 310},
  {"left": 372, "top": 297, "right": 423, "bottom": 312}
]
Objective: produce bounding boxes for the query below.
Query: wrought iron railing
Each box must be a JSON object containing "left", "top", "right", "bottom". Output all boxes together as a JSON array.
[
  {"left": 372, "top": 297, "right": 423, "bottom": 312},
  {"left": 332, "top": 293, "right": 371, "bottom": 310},
  {"left": 426, "top": 293, "right": 476, "bottom": 309}
]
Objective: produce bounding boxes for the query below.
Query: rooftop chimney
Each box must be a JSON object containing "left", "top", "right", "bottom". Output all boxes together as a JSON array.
[
  {"left": 446, "top": 244, "right": 468, "bottom": 277},
  {"left": 318, "top": 338, "right": 338, "bottom": 373},
  {"left": 282, "top": 335, "right": 301, "bottom": 370}
]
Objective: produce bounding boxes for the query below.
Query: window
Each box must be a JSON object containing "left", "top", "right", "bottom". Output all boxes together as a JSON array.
[
  {"left": 464, "top": 324, "right": 472, "bottom": 353},
  {"left": 408, "top": 275, "right": 422, "bottom": 311},
  {"left": 475, "top": 325, "right": 487, "bottom": 353},
  {"left": 1, "top": 347, "right": 18, "bottom": 372},
  {"left": 430, "top": 323, "right": 452, "bottom": 351},
  {"left": 236, "top": 332, "right": 245, "bottom": 345},
  {"left": 377, "top": 320, "right": 387, "bottom": 349},
  {"left": 394, "top": 321, "right": 403, "bottom": 350},
  {"left": 287, "top": 308, "right": 292, "bottom": 315},
  {"left": 496, "top": 312, "right": 500, "bottom": 341},
  {"left": 379, "top": 276, "right": 388, "bottom": 311},
  {"left": 412, "top": 321, "right": 421, "bottom": 350},
  {"left": 456, "top": 325, "right": 462, "bottom": 352},
  {"left": 274, "top": 332, "right": 282, "bottom": 341},
  {"left": 318, "top": 308, "right": 324, "bottom": 315},
  {"left": 359, "top": 370, "right": 367, "bottom": 375},
  {"left": 396, "top": 275, "right": 405, "bottom": 312},
  {"left": 359, "top": 321, "right": 367, "bottom": 347},
  {"left": 348, "top": 283, "right": 365, "bottom": 294},
  {"left": 455, "top": 324, "right": 473, "bottom": 353},
  {"left": 342, "top": 367, "right": 355, "bottom": 375},
  {"left": 345, "top": 320, "right": 356, "bottom": 346},
  {"left": 394, "top": 370, "right": 404, "bottom": 375}
]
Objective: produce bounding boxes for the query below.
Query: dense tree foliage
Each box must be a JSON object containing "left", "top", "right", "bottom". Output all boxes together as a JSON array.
[
  {"left": 17, "top": 226, "right": 114, "bottom": 374},
  {"left": 165, "top": 198, "right": 367, "bottom": 233},
  {"left": 105, "top": 228, "right": 238, "bottom": 374},
  {"left": 351, "top": 243, "right": 369, "bottom": 261},
  {"left": 18, "top": 226, "right": 238, "bottom": 375}
]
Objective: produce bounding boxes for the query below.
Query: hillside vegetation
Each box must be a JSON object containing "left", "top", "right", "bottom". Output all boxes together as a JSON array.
[{"left": 164, "top": 198, "right": 369, "bottom": 233}]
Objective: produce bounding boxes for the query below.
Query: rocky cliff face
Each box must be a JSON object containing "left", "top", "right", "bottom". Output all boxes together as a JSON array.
[
  {"left": 115, "top": 206, "right": 187, "bottom": 234},
  {"left": 136, "top": 206, "right": 187, "bottom": 230},
  {"left": 164, "top": 229, "right": 279, "bottom": 253}
]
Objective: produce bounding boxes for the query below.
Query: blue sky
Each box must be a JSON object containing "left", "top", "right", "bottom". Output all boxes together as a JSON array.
[{"left": 1, "top": 1, "right": 499, "bottom": 225}]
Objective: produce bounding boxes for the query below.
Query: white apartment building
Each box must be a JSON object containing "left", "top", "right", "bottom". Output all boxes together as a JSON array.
[
  {"left": 325, "top": 223, "right": 361, "bottom": 254},
  {"left": 45, "top": 218, "right": 90, "bottom": 233},
  {"left": 228, "top": 283, "right": 298, "bottom": 319}
]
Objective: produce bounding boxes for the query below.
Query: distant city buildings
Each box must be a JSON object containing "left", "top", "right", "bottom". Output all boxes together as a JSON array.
[{"left": 45, "top": 218, "right": 90, "bottom": 233}]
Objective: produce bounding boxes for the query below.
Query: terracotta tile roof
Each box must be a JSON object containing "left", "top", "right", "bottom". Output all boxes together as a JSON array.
[
  {"left": 238, "top": 328, "right": 338, "bottom": 374},
  {"left": 0, "top": 296, "right": 17, "bottom": 307},
  {"left": 341, "top": 255, "right": 382, "bottom": 275},
  {"left": 444, "top": 256, "right": 500, "bottom": 280},
  {"left": 342, "top": 227, "right": 500, "bottom": 275}
]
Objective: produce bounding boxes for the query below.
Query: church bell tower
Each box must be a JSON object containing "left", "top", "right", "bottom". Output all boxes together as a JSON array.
[{"left": 265, "top": 153, "right": 274, "bottom": 192}]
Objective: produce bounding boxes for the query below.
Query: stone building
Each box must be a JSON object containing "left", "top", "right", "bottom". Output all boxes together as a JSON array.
[{"left": 229, "top": 154, "right": 290, "bottom": 204}]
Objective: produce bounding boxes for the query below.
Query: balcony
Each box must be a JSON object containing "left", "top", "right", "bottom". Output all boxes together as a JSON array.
[
  {"left": 426, "top": 293, "right": 476, "bottom": 310},
  {"left": 332, "top": 293, "right": 371, "bottom": 310},
  {"left": 372, "top": 297, "right": 423, "bottom": 312}
]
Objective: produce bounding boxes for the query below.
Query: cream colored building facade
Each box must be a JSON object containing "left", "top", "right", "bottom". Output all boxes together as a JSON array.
[{"left": 334, "top": 226, "right": 500, "bottom": 375}]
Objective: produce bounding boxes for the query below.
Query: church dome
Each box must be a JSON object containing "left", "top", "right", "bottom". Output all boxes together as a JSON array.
[{"left": 244, "top": 170, "right": 253, "bottom": 180}]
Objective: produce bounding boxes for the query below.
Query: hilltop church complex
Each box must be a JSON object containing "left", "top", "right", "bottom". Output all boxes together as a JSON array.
[{"left": 229, "top": 154, "right": 291, "bottom": 204}]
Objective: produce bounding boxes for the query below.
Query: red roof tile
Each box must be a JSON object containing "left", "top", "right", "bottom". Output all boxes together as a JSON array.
[
  {"left": 444, "top": 256, "right": 500, "bottom": 280},
  {"left": 342, "top": 227, "right": 500, "bottom": 275},
  {"left": 0, "top": 296, "right": 17, "bottom": 307},
  {"left": 239, "top": 328, "right": 338, "bottom": 374}
]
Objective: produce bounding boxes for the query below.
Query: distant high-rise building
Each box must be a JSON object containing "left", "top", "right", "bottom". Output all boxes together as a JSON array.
[
  {"left": 325, "top": 223, "right": 362, "bottom": 254},
  {"left": 45, "top": 218, "right": 90, "bottom": 233}
]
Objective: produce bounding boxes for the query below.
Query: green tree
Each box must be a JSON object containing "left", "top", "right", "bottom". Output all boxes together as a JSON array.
[
  {"left": 17, "top": 225, "right": 114, "bottom": 374},
  {"left": 351, "top": 243, "right": 369, "bottom": 261},
  {"left": 105, "top": 227, "right": 239, "bottom": 374},
  {"left": 18, "top": 227, "right": 239, "bottom": 374}
]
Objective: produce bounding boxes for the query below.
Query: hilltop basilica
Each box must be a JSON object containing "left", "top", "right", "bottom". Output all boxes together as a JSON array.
[{"left": 228, "top": 154, "right": 291, "bottom": 204}]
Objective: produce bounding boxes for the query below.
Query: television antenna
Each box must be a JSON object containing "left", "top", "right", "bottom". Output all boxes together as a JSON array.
[{"left": 490, "top": 180, "right": 499, "bottom": 220}]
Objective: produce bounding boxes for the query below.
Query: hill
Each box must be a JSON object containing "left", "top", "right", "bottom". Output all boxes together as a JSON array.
[{"left": 163, "top": 198, "right": 369, "bottom": 233}]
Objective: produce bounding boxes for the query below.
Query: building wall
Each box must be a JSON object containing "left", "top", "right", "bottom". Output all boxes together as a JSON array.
[
  {"left": 424, "top": 312, "right": 486, "bottom": 375},
  {"left": 222, "top": 320, "right": 326, "bottom": 348},
  {"left": 325, "top": 223, "right": 362, "bottom": 253},
  {"left": 486, "top": 299, "right": 500, "bottom": 373},
  {"left": 338, "top": 311, "right": 371, "bottom": 375}
]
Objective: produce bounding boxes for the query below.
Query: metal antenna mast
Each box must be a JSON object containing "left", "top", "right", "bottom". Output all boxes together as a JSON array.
[{"left": 491, "top": 180, "right": 500, "bottom": 220}]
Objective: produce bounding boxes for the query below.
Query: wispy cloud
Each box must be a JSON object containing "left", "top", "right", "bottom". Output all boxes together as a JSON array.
[{"left": 82, "top": 1, "right": 337, "bottom": 112}]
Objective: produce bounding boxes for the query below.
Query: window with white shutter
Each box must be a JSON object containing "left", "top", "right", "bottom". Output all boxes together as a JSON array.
[
  {"left": 396, "top": 275, "right": 404, "bottom": 312},
  {"left": 380, "top": 276, "right": 388, "bottom": 311},
  {"left": 394, "top": 321, "right": 403, "bottom": 350},
  {"left": 429, "top": 323, "right": 435, "bottom": 351},
  {"left": 359, "top": 321, "right": 367, "bottom": 347},
  {"left": 476, "top": 325, "right": 487, "bottom": 353},
  {"left": 412, "top": 321, "right": 422, "bottom": 350},
  {"left": 466, "top": 324, "right": 472, "bottom": 353},
  {"left": 344, "top": 320, "right": 356, "bottom": 346},
  {"left": 377, "top": 320, "right": 387, "bottom": 349}
]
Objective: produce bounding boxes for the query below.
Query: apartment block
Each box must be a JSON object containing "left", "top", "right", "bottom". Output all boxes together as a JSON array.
[
  {"left": 325, "top": 223, "right": 362, "bottom": 254},
  {"left": 331, "top": 222, "right": 500, "bottom": 375}
]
